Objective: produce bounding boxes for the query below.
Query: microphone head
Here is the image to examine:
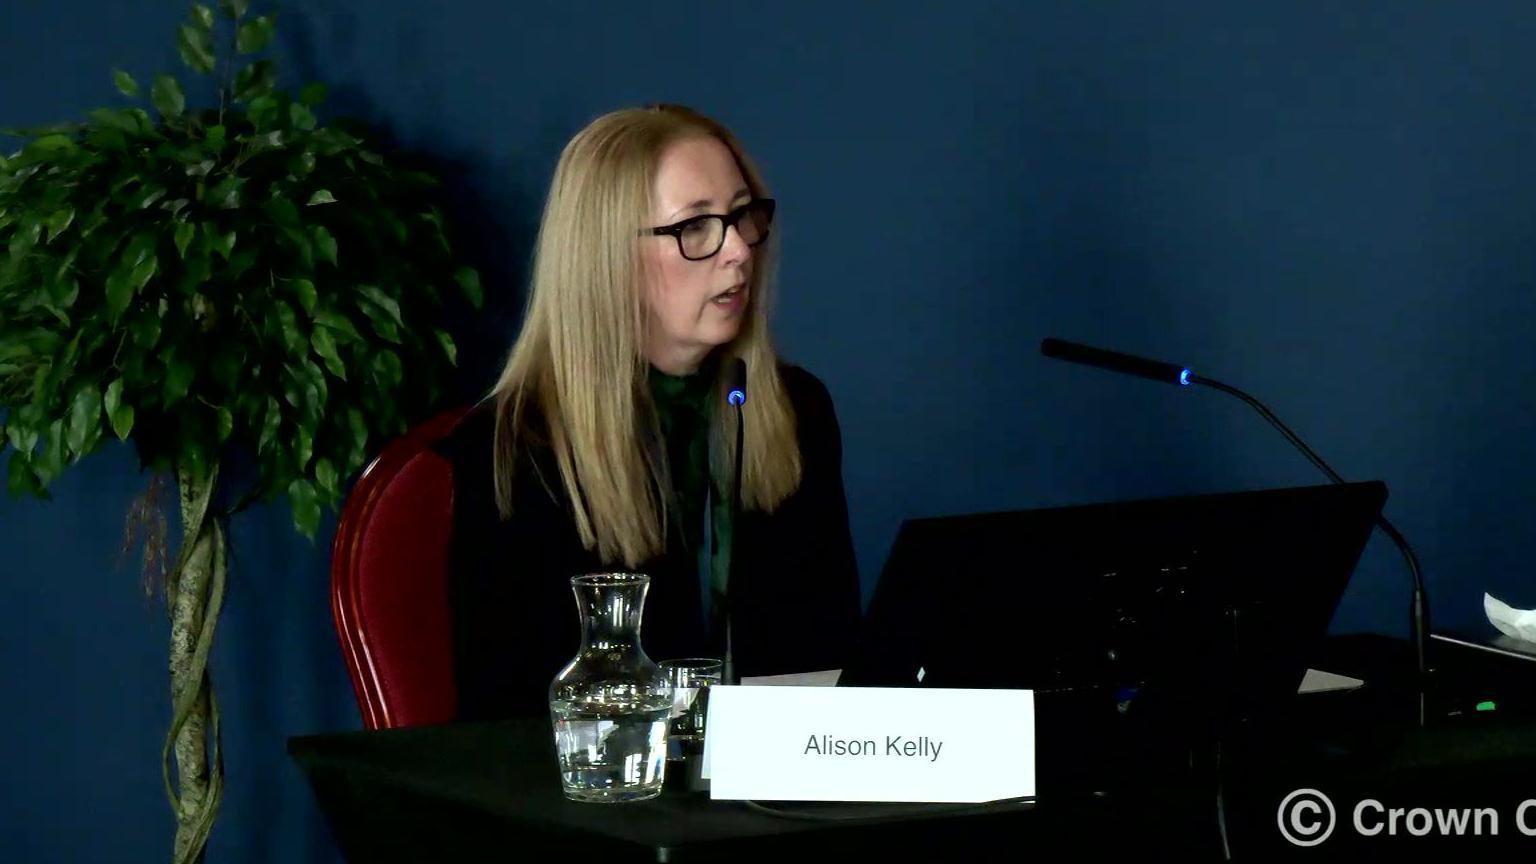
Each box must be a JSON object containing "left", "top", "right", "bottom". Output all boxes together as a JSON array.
[
  {"left": 727, "top": 357, "right": 747, "bottom": 407},
  {"left": 1040, "top": 337, "right": 1193, "bottom": 387}
]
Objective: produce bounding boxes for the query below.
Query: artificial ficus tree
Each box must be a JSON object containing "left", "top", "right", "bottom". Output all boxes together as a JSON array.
[{"left": 0, "top": 2, "right": 480, "bottom": 860}]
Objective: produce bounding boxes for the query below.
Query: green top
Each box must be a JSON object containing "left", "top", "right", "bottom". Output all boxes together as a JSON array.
[{"left": 648, "top": 360, "right": 732, "bottom": 630}]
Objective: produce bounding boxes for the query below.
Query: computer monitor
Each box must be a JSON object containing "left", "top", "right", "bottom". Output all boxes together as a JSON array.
[{"left": 841, "top": 481, "right": 1388, "bottom": 792}]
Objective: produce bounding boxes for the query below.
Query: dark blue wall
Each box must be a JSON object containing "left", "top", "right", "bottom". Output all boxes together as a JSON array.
[{"left": 4, "top": 1, "right": 1534, "bottom": 861}]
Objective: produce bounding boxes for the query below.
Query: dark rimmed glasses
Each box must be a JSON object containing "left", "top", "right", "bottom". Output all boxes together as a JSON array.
[{"left": 643, "top": 198, "right": 776, "bottom": 261}]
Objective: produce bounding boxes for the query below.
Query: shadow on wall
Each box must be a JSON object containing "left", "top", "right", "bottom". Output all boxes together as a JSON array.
[{"left": 282, "top": 6, "right": 543, "bottom": 412}]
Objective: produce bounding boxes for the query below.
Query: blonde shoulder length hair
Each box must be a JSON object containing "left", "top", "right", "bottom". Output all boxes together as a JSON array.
[{"left": 490, "top": 104, "right": 802, "bottom": 568}]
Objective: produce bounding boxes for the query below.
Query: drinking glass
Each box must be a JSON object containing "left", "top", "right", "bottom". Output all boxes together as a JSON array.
[{"left": 659, "top": 658, "right": 722, "bottom": 761}]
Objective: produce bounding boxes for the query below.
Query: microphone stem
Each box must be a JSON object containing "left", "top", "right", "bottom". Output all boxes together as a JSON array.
[
  {"left": 723, "top": 405, "right": 745, "bottom": 686},
  {"left": 1191, "top": 375, "right": 1430, "bottom": 726}
]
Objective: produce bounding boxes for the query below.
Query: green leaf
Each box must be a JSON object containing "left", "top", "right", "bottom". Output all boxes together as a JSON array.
[
  {"left": 116, "top": 231, "right": 149, "bottom": 268},
  {"left": 129, "top": 310, "right": 161, "bottom": 350},
  {"left": 455, "top": 266, "right": 483, "bottom": 309},
  {"left": 299, "top": 82, "right": 327, "bottom": 107},
  {"left": 302, "top": 359, "right": 329, "bottom": 413},
  {"left": 129, "top": 255, "right": 158, "bottom": 292},
  {"left": 435, "top": 329, "right": 458, "bottom": 366},
  {"left": 163, "top": 356, "right": 195, "bottom": 406},
  {"left": 311, "top": 327, "right": 347, "bottom": 380},
  {"left": 9, "top": 219, "right": 42, "bottom": 258},
  {"left": 258, "top": 396, "right": 281, "bottom": 454},
  {"left": 206, "top": 175, "right": 243, "bottom": 209},
  {"left": 151, "top": 75, "right": 186, "bottom": 119},
  {"left": 237, "top": 15, "right": 276, "bottom": 53},
  {"left": 346, "top": 406, "right": 368, "bottom": 459},
  {"left": 281, "top": 363, "right": 311, "bottom": 409},
  {"left": 177, "top": 24, "right": 216, "bottom": 73},
  {"left": 357, "top": 298, "right": 401, "bottom": 343},
  {"left": 291, "top": 277, "right": 318, "bottom": 315},
  {"left": 45, "top": 208, "right": 75, "bottom": 242},
  {"left": 204, "top": 124, "right": 227, "bottom": 154},
  {"left": 216, "top": 406, "right": 234, "bottom": 442},
  {"left": 220, "top": 0, "right": 250, "bottom": 19},
  {"left": 174, "top": 222, "right": 195, "bottom": 258},
  {"left": 212, "top": 229, "right": 236, "bottom": 260},
  {"left": 49, "top": 276, "right": 80, "bottom": 309},
  {"left": 289, "top": 103, "right": 317, "bottom": 131},
  {"left": 372, "top": 349, "right": 403, "bottom": 391},
  {"left": 36, "top": 419, "right": 66, "bottom": 486},
  {"left": 66, "top": 385, "right": 102, "bottom": 456},
  {"left": 357, "top": 285, "right": 403, "bottom": 325},
  {"left": 192, "top": 4, "right": 215, "bottom": 29},
  {"left": 275, "top": 299, "right": 304, "bottom": 353},
  {"left": 105, "top": 266, "right": 135, "bottom": 322},
  {"left": 315, "top": 457, "right": 339, "bottom": 499},
  {"left": 288, "top": 477, "right": 320, "bottom": 539},
  {"left": 294, "top": 150, "right": 317, "bottom": 176},
  {"left": 245, "top": 94, "right": 279, "bottom": 130},
  {"left": 233, "top": 61, "right": 276, "bottom": 103},
  {"left": 22, "top": 134, "right": 77, "bottom": 161},
  {"left": 295, "top": 422, "right": 314, "bottom": 470},
  {"left": 278, "top": 225, "right": 314, "bottom": 270},
  {"left": 6, "top": 421, "right": 39, "bottom": 457},
  {"left": 311, "top": 226, "right": 337, "bottom": 265},
  {"left": 104, "top": 379, "right": 134, "bottom": 439},
  {"left": 87, "top": 107, "right": 142, "bottom": 136},
  {"left": 305, "top": 188, "right": 336, "bottom": 206},
  {"left": 264, "top": 196, "right": 300, "bottom": 229},
  {"left": 8, "top": 452, "right": 42, "bottom": 498},
  {"left": 113, "top": 69, "right": 141, "bottom": 98},
  {"left": 130, "top": 185, "right": 168, "bottom": 210},
  {"left": 314, "top": 310, "right": 361, "bottom": 342}
]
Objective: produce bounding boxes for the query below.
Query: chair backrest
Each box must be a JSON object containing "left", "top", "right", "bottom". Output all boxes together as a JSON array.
[{"left": 330, "top": 407, "right": 469, "bottom": 730}]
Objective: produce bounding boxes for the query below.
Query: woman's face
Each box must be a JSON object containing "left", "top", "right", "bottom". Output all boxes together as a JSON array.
[{"left": 640, "top": 135, "right": 754, "bottom": 375}]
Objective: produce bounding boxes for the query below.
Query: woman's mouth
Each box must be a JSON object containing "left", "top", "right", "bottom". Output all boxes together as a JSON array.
[{"left": 711, "top": 284, "right": 746, "bottom": 308}]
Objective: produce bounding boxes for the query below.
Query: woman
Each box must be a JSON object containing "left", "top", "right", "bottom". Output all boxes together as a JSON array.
[{"left": 435, "top": 104, "right": 862, "bottom": 720}]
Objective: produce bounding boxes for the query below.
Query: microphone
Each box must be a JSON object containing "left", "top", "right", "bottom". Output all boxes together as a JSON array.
[
  {"left": 722, "top": 357, "right": 747, "bottom": 685},
  {"left": 1040, "top": 337, "right": 1431, "bottom": 727},
  {"left": 1041, "top": 337, "right": 1193, "bottom": 386}
]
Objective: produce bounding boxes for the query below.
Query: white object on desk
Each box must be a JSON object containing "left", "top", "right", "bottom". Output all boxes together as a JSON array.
[
  {"left": 1298, "top": 668, "right": 1364, "bottom": 693},
  {"left": 736, "top": 667, "right": 1365, "bottom": 693},
  {"left": 705, "top": 685, "right": 1035, "bottom": 803},
  {"left": 739, "top": 668, "right": 842, "bottom": 687},
  {"left": 1486, "top": 592, "right": 1536, "bottom": 644}
]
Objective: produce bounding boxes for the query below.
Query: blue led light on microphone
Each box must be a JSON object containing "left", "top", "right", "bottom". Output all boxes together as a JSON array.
[
  {"left": 728, "top": 388, "right": 746, "bottom": 406},
  {"left": 1179, "top": 369, "right": 1192, "bottom": 386}
]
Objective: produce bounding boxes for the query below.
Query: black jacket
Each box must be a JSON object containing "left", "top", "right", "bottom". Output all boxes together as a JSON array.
[{"left": 432, "top": 364, "right": 861, "bottom": 720}]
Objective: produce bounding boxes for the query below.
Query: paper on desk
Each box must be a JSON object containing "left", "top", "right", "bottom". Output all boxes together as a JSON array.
[
  {"left": 737, "top": 668, "right": 1367, "bottom": 693},
  {"left": 1486, "top": 593, "right": 1536, "bottom": 644},
  {"left": 739, "top": 669, "right": 842, "bottom": 687},
  {"left": 1298, "top": 668, "right": 1364, "bottom": 693}
]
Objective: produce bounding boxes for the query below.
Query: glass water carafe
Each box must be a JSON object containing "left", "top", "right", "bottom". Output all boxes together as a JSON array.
[{"left": 548, "top": 572, "right": 672, "bottom": 802}]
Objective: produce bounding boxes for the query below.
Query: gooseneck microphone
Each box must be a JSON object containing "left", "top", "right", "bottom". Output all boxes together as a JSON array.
[
  {"left": 1041, "top": 337, "right": 1194, "bottom": 386},
  {"left": 722, "top": 358, "right": 748, "bottom": 685},
  {"left": 1040, "top": 337, "right": 1431, "bottom": 727}
]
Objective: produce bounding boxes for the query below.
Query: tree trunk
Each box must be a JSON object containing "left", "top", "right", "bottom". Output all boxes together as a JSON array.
[{"left": 165, "top": 462, "right": 226, "bottom": 864}]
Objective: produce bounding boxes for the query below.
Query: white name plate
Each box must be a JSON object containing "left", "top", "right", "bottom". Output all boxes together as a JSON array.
[{"left": 705, "top": 686, "right": 1035, "bottom": 803}]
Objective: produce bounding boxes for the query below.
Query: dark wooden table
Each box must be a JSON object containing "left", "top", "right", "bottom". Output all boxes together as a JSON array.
[{"left": 291, "top": 635, "right": 1536, "bottom": 861}]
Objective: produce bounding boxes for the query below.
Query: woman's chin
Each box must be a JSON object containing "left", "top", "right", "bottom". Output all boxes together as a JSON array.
[{"left": 701, "top": 319, "right": 745, "bottom": 346}]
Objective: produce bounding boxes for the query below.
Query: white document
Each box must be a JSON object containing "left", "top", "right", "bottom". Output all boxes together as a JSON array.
[
  {"left": 1486, "top": 592, "right": 1536, "bottom": 644},
  {"left": 1298, "top": 668, "right": 1364, "bottom": 693},
  {"left": 739, "top": 668, "right": 842, "bottom": 687},
  {"left": 705, "top": 685, "right": 1035, "bottom": 803}
]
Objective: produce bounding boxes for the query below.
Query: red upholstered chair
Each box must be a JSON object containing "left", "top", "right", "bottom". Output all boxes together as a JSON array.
[{"left": 330, "top": 406, "right": 469, "bottom": 730}]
